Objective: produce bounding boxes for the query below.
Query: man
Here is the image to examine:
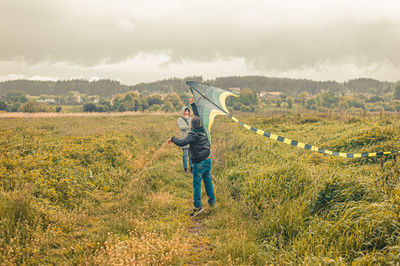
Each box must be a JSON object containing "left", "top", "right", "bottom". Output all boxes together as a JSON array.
[
  {"left": 177, "top": 106, "right": 192, "bottom": 172},
  {"left": 168, "top": 115, "right": 215, "bottom": 216}
]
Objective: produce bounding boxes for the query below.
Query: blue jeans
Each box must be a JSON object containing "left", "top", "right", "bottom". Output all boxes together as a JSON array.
[
  {"left": 182, "top": 148, "right": 192, "bottom": 169},
  {"left": 192, "top": 158, "right": 215, "bottom": 208}
]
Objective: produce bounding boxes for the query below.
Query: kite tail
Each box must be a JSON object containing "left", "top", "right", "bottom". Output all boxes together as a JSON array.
[{"left": 227, "top": 114, "right": 399, "bottom": 158}]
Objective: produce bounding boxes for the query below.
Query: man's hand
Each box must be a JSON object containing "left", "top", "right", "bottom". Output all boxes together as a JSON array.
[
  {"left": 189, "top": 97, "right": 194, "bottom": 104},
  {"left": 167, "top": 139, "right": 173, "bottom": 144}
]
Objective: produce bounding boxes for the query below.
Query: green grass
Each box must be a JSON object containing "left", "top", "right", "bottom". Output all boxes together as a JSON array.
[
  {"left": 204, "top": 112, "right": 400, "bottom": 264},
  {"left": 0, "top": 111, "right": 399, "bottom": 264},
  {"left": 59, "top": 105, "right": 83, "bottom": 113}
]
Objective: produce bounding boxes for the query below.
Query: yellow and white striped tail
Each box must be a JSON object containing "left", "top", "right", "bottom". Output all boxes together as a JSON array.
[{"left": 227, "top": 114, "right": 398, "bottom": 159}]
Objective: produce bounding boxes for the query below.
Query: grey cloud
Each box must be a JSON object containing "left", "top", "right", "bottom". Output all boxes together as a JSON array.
[{"left": 1, "top": 0, "right": 400, "bottom": 73}]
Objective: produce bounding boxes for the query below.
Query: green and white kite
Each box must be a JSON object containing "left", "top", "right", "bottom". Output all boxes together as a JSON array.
[{"left": 187, "top": 81, "right": 238, "bottom": 143}]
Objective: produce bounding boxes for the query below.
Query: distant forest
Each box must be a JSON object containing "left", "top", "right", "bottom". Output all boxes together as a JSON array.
[{"left": 0, "top": 76, "right": 397, "bottom": 98}]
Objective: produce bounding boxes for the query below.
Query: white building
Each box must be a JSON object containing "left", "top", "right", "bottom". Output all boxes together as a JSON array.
[{"left": 37, "top": 99, "right": 56, "bottom": 104}]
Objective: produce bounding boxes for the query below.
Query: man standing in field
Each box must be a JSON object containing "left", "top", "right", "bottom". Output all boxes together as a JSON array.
[
  {"left": 177, "top": 106, "right": 192, "bottom": 172},
  {"left": 168, "top": 112, "right": 215, "bottom": 217}
]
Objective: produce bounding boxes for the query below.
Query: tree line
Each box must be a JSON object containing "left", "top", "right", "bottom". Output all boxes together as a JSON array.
[
  {"left": 82, "top": 92, "right": 191, "bottom": 113},
  {"left": 0, "top": 79, "right": 130, "bottom": 98},
  {"left": 1, "top": 77, "right": 399, "bottom": 113},
  {"left": 255, "top": 84, "right": 400, "bottom": 113},
  {"left": 83, "top": 84, "right": 400, "bottom": 113},
  {"left": 0, "top": 76, "right": 397, "bottom": 98}
]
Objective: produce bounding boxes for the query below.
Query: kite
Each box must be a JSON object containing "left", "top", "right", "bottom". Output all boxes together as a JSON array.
[
  {"left": 186, "top": 81, "right": 399, "bottom": 158},
  {"left": 187, "top": 81, "right": 238, "bottom": 144}
]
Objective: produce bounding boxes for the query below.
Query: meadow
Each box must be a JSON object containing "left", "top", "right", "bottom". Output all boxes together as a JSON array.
[{"left": 0, "top": 111, "right": 399, "bottom": 264}]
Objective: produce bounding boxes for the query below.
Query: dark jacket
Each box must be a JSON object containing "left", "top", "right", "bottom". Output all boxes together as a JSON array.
[{"left": 171, "top": 127, "right": 210, "bottom": 164}]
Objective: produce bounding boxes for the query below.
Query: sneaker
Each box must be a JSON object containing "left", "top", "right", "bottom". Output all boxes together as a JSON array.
[
  {"left": 190, "top": 167, "right": 193, "bottom": 173},
  {"left": 184, "top": 168, "right": 187, "bottom": 172},
  {"left": 190, "top": 207, "right": 203, "bottom": 217}
]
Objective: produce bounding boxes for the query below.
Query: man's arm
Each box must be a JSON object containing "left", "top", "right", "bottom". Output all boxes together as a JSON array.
[
  {"left": 190, "top": 100, "right": 206, "bottom": 133},
  {"left": 170, "top": 132, "right": 195, "bottom": 147},
  {"left": 190, "top": 102, "right": 199, "bottom": 116}
]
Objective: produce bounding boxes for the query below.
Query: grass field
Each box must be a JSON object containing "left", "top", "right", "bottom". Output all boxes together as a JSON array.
[
  {"left": 59, "top": 105, "right": 83, "bottom": 113},
  {"left": 0, "top": 111, "right": 399, "bottom": 264}
]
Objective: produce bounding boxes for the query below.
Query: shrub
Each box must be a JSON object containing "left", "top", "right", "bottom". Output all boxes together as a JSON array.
[
  {"left": 83, "top": 103, "right": 97, "bottom": 112},
  {"left": 18, "top": 101, "right": 55, "bottom": 112},
  {"left": 240, "top": 104, "right": 255, "bottom": 112},
  {"left": 0, "top": 100, "right": 6, "bottom": 110}
]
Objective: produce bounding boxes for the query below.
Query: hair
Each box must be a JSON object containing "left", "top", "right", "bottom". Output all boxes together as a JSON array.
[
  {"left": 191, "top": 116, "right": 202, "bottom": 129},
  {"left": 184, "top": 107, "right": 190, "bottom": 113}
]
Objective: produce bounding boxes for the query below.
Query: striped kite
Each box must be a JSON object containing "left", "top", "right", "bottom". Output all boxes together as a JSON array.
[{"left": 186, "top": 81, "right": 399, "bottom": 158}]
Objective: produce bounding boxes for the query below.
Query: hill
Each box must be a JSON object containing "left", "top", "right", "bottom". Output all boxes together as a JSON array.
[
  {"left": 0, "top": 76, "right": 397, "bottom": 97},
  {"left": 0, "top": 79, "right": 132, "bottom": 98}
]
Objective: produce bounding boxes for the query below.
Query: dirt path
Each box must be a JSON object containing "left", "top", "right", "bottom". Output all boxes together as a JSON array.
[
  {"left": 187, "top": 216, "right": 212, "bottom": 265},
  {"left": 148, "top": 142, "right": 214, "bottom": 265}
]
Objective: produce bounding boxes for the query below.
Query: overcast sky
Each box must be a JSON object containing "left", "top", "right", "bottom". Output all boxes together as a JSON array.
[{"left": 1, "top": 0, "right": 400, "bottom": 84}]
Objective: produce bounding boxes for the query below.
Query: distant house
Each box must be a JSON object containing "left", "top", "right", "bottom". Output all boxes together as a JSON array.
[
  {"left": 37, "top": 98, "right": 56, "bottom": 104},
  {"left": 67, "top": 91, "right": 82, "bottom": 104},
  {"left": 259, "top": 91, "right": 283, "bottom": 98},
  {"left": 74, "top": 93, "right": 81, "bottom": 104},
  {"left": 88, "top": 96, "right": 100, "bottom": 103}
]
